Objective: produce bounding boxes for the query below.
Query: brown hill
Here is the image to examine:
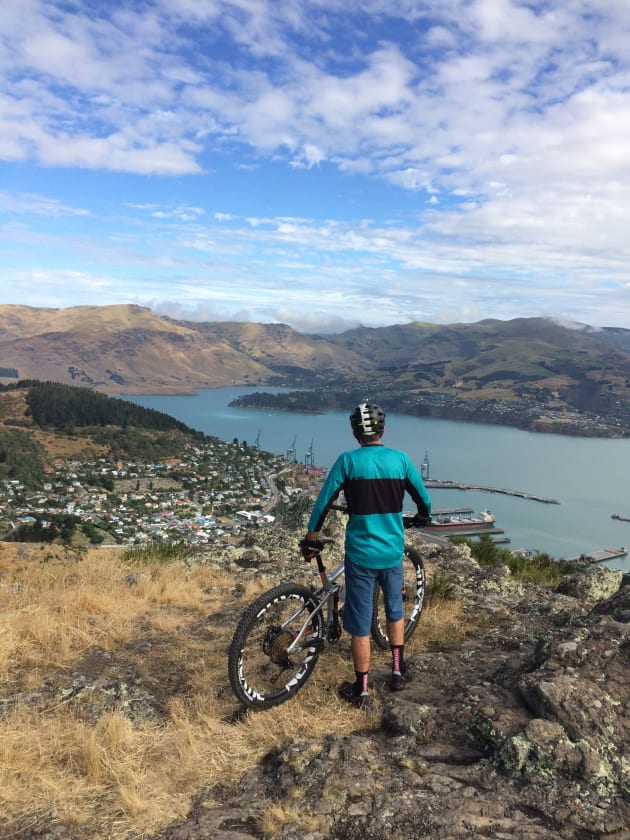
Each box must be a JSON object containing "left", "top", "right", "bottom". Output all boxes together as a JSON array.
[
  {"left": 0, "top": 305, "right": 364, "bottom": 393},
  {"left": 0, "top": 307, "right": 629, "bottom": 425},
  {"left": 0, "top": 304, "right": 268, "bottom": 393}
]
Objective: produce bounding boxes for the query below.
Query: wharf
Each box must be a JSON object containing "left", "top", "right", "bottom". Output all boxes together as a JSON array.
[
  {"left": 425, "top": 479, "right": 559, "bottom": 504},
  {"left": 424, "top": 525, "right": 505, "bottom": 538},
  {"left": 458, "top": 527, "right": 505, "bottom": 538},
  {"left": 611, "top": 514, "right": 630, "bottom": 523},
  {"left": 568, "top": 547, "right": 628, "bottom": 565}
]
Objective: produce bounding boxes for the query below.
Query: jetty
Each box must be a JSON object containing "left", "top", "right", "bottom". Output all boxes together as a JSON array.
[
  {"left": 463, "top": 527, "right": 506, "bottom": 538},
  {"left": 424, "top": 479, "right": 559, "bottom": 505},
  {"left": 611, "top": 514, "right": 630, "bottom": 523},
  {"left": 568, "top": 547, "right": 628, "bottom": 565}
]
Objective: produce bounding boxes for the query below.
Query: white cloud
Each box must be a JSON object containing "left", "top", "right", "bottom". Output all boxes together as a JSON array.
[
  {"left": 134, "top": 205, "right": 206, "bottom": 221},
  {"left": 0, "top": 190, "right": 89, "bottom": 216},
  {"left": 3, "top": 0, "right": 629, "bottom": 194},
  {"left": 1, "top": 1, "right": 630, "bottom": 330},
  {"left": 37, "top": 135, "right": 204, "bottom": 174}
]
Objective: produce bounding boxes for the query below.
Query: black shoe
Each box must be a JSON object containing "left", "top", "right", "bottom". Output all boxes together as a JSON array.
[
  {"left": 389, "top": 661, "right": 412, "bottom": 692},
  {"left": 338, "top": 681, "right": 369, "bottom": 709}
]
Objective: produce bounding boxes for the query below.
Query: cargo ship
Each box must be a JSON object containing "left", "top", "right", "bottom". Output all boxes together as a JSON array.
[{"left": 425, "top": 508, "right": 496, "bottom": 530}]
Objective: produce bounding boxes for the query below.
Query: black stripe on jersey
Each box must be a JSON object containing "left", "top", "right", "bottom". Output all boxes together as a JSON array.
[{"left": 344, "top": 477, "right": 406, "bottom": 515}]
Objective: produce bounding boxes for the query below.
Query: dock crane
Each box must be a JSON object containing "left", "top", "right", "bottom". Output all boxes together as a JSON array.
[
  {"left": 421, "top": 450, "right": 430, "bottom": 480},
  {"left": 286, "top": 436, "right": 297, "bottom": 462},
  {"left": 304, "top": 439, "right": 314, "bottom": 466}
]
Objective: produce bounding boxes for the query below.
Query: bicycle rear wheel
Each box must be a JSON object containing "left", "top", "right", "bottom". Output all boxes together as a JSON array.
[
  {"left": 228, "top": 583, "right": 325, "bottom": 710},
  {"left": 370, "top": 545, "right": 425, "bottom": 650}
]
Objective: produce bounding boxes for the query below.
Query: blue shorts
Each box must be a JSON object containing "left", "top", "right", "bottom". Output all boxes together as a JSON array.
[{"left": 342, "top": 556, "right": 404, "bottom": 637}]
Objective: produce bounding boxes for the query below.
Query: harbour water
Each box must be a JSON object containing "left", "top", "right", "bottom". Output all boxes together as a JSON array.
[{"left": 121, "top": 388, "right": 630, "bottom": 571}]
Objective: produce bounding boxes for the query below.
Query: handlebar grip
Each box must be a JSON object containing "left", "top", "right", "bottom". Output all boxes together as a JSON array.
[
  {"left": 403, "top": 514, "right": 432, "bottom": 528},
  {"left": 299, "top": 536, "right": 334, "bottom": 561}
]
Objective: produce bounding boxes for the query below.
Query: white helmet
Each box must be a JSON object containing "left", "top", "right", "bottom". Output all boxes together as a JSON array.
[{"left": 349, "top": 402, "right": 385, "bottom": 436}]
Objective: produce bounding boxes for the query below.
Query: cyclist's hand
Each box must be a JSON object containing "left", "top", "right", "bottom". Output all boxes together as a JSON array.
[
  {"left": 299, "top": 537, "right": 324, "bottom": 561},
  {"left": 409, "top": 513, "right": 432, "bottom": 528}
]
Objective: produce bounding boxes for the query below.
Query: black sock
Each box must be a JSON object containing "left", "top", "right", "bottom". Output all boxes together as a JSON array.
[
  {"left": 354, "top": 670, "right": 369, "bottom": 694},
  {"left": 391, "top": 645, "right": 405, "bottom": 675}
]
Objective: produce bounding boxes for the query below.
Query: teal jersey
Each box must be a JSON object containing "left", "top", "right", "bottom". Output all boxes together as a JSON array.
[{"left": 307, "top": 444, "right": 431, "bottom": 569}]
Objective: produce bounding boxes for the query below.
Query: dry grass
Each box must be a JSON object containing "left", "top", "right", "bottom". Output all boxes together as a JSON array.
[
  {"left": 30, "top": 427, "right": 110, "bottom": 460},
  {"left": 0, "top": 543, "right": 466, "bottom": 838}
]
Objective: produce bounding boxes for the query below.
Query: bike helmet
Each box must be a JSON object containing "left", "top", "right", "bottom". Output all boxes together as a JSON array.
[{"left": 349, "top": 402, "right": 385, "bottom": 436}]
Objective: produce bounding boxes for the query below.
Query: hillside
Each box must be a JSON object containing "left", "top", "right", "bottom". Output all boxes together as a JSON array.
[
  {"left": 0, "top": 517, "right": 627, "bottom": 839},
  {"left": 0, "top": 382, "right": 316, "bottom": 549},
  {"left": 0, "top": 371, "right": 628, "bottom": 839},
  {"left": 0, "top": 304, "right": 273, "bottom": 393},
  {"left": 1, "top": 305, "right": 629, "bottom": 435},
  {"left": 0, "top": 382, "right": 206, "bottom": 487}
]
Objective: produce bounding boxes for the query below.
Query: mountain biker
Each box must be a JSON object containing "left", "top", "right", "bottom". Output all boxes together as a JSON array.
[{"left": 300, "top": 402, "right": 431, "bottom": 708}]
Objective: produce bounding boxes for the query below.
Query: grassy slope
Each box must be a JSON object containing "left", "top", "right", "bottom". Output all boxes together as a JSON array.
[{"left": 0, "top": 542, "right": 465, "bottom": 838}]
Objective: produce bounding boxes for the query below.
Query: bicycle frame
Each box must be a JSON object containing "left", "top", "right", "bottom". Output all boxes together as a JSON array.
[{"left": 286, "top": 553, "right": 345, "bottom": 654}]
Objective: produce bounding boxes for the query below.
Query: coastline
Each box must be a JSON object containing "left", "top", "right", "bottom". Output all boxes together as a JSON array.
[
  {"left": 120, "top": 385, "right": 628, "bottom": 439},
  {"left": 225, "top": 391, "right": 628, "bottom": 440}
]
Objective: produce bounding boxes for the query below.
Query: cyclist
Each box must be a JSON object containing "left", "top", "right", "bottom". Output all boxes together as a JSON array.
[{"left": 300, "top": 402, "right": 431, "bottom": 708}]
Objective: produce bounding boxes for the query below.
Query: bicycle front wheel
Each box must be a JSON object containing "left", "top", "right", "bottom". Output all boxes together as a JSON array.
[
  {"left": 228, "top": 583, "right": 325, "bottom": 710},
  {"left": 371, "top": 545, "right": 425, "bottom": 650}
]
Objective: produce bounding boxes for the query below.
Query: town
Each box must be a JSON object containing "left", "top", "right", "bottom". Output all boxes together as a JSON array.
[{"left": 0, "top": 437, "right": 321, "bottom": 548}]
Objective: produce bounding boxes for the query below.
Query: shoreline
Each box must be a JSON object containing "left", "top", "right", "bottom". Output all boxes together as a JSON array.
[{"left": 118, "top": 386, "right": 628, "bottom": 440}]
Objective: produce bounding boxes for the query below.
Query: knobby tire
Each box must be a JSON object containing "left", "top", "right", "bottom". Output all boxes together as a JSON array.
[
  {"left": 228, "top": 583, "right": 324, "bottom": 710},
  {"left": 370, "top": 545, "right": 425, "bottom": 650}
]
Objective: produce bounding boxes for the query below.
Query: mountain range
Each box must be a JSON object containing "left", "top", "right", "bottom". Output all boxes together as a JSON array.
[{"left": 1, "top": 304, "right": 629, "bottom": 434}]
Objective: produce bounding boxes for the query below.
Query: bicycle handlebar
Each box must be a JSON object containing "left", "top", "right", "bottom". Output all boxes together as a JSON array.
[
  {"left": 331, "top": 502, "right": 430, "bottom": 528},
  {"left": 404, "top": 513, "right": 432, "bottom": 528},
  {"left": 299, "top": 536, "right": 334, "bottom": 562}
]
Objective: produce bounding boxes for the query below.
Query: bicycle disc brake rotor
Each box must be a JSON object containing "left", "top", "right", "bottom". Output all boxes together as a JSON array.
[{"left": 263, "top": 626, "right": 294, "bottom": 665}]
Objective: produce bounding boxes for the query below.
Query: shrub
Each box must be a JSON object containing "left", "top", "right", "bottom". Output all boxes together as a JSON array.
[
  {"left": 425, "top": 572, "right": 457, "bottom": 603},
  {"left": 463, "top": 534, "right": 578, "bottom": 586}
]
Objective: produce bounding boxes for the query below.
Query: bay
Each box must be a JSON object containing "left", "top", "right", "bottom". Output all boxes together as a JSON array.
[{"left": 121, "top": 388, "right": 630, "bottom": 571}]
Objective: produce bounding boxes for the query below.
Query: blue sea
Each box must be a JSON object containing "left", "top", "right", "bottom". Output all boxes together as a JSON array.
[{"left": 120, "top": 388, "right": 630, "bottom": 571}]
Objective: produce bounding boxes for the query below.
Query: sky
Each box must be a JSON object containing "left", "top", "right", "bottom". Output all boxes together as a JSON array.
[{"left": 1, "top": 1, "right": 630, "bottom": 333}]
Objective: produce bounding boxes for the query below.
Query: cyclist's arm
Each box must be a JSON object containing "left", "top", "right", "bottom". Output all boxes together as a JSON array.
[{"left": 306, "top": 456, "right": 347, "bottom": 535}]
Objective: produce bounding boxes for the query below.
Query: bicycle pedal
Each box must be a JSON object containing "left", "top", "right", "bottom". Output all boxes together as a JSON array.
[{"left": 327, "top": 623, "right": 342, "bottom": 642}]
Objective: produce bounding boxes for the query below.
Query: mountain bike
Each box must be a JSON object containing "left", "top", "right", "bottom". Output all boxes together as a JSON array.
[{"left": 227, "top": 517, "right": 426, "bottom": 710}]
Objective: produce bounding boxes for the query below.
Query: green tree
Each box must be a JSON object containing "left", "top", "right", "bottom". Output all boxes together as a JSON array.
[
  {"left": 0, "top": 428, "right": 46, "bottom": 487},
  {"left": 82, "top": 522, "right": 105, "bottom": 544},
  {"left": 470, "top": 533, "right": 501, "bottom": 566}
]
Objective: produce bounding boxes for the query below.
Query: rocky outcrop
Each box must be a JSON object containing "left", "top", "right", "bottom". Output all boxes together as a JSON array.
[{"left": 155, "top": 538, "right": 629, "bottom": 840}]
